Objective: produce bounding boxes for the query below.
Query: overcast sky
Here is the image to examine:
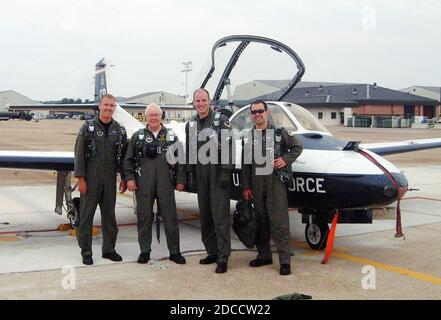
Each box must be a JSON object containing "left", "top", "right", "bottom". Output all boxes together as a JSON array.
[{"left": 0, "top": 0, "right": 440, "bottom": 101}]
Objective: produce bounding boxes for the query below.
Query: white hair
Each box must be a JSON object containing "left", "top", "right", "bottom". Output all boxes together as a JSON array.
[{"left": 145, "top": 103, "right": 162, "bottom": 115}]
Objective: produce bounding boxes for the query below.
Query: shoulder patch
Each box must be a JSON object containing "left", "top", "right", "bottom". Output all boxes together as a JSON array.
[{"left": 287, "top": 129, "right": 295, "bottom": 136}]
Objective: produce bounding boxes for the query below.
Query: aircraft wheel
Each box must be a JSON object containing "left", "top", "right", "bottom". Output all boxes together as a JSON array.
[
  {"left": 70, "top": 197, "right": 80, "bottom": 229},
  {"left": 305, "top": 223, "right": 329, "bottom": 250}
]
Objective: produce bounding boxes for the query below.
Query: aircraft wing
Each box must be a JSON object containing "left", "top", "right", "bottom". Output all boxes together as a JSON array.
[
  {"left": 113, "top": 104, "right": 145, "bottom": 138},
  {"left": 360, "top": 138, "right": 441, "bottom": 156},
  {"left": 0, "top": 151, "right": 74, "bottom": 171}
]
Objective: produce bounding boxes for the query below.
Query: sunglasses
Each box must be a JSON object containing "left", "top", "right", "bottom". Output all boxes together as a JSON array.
[{"left": 251, "top": 109, "right": 266, "bottom": 115}]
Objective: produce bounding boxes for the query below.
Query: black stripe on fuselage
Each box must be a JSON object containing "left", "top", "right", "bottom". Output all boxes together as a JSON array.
[
  {"left": 0, "top": 155, "right": 74, "bottom": 171},
  {"left": 229, "top": 170, "right": 408, "bottom": 209}
]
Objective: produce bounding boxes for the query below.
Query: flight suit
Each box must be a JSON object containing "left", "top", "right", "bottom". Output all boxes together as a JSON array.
[
  {"left": 74, "top": 118, "right": 127, "bottom": 258},
  {"left": 123, "top": 125, "right": 186, "bottom": 256},
  {"left": 241, "top": 123, "right": 303, "bottom": 265},
  {"left": 185, "top": 109, "right": 234, "bottom": 264}
]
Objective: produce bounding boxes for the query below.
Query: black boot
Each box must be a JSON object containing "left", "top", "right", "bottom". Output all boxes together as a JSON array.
[
  {"left": 249, "top": 258, "right": 273, "bottom": 267},
  {"left": 199, "top": 255, "right": 217, "bottom": 265},
  {"left": 138, "top": 252, "right": 150, "bottom": 264},
  {"left": 279, "top": 264, "right": 291, "bottom": 276},
  {"left": 169, "top": 254, "right": 186, "bottom": 264},
  {"left": 82, "top": 255, "right": 93, "bottom": 265},
  {"left": 102, "top": 251, "right": 123, "bottom": 262},
  {"left": 215, "top": 262, "right": 228, "bottom": 274}
]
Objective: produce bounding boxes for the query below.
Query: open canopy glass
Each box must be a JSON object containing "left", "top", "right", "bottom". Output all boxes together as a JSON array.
[{"left": 192, "top": 35, "right": 305, "bottom": 109}]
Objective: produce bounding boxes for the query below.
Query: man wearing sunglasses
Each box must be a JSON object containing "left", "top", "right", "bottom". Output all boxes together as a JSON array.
[{"left": 241, "top": 100, "right": 303, "bottom": 275}]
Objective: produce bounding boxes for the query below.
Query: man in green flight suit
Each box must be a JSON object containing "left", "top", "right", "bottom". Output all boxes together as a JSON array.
[
  {"left": 184, "top": 88, "right": 234, "bottom": 273},
  {"left": 241, "top": 100, "right": 303, "bottom": 275},
  {"left": 74, "top": 94, "right": 128, "bottom": 265},
  {"left": 123, "top": 103, "right": 187, "bottom": 265}
]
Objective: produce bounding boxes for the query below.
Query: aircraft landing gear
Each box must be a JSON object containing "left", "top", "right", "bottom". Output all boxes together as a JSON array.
[
  {"left": 67, "top": 197, "right": 80, "bottom": 228},
  {"left": 305, "top": 223, "right": 329, "bottom": 250},
  {"left": 55, "top": 171, "right": 80, "bottom": 228}
]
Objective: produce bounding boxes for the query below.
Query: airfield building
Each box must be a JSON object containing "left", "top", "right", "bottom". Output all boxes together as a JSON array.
[
  {"left": 0, "top": 90, "right": 37, "bottom": 112},
  {"left": 234, "top": 81, "right": 440, "bottom": 127},
  {"left": 400, "top": 86, "right": 441, "bottom": 118},
  {"left": 120, "top": 91, "right": 193, "bottom": 121}
]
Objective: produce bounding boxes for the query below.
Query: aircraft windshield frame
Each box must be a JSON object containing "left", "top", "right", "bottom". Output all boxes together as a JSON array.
[
  {"left": 230, "top": 102, "right": 297, "bottom": 139},
  {"left": 230, "top": 102, "right": 330, "bottom": 139},
  {"left": 198, "top": 35, "right": 305, "bottom": 105}
]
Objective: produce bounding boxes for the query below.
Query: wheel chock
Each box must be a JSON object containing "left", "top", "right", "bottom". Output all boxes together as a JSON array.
[
  {"left": 58, "top": 224, "right": 72, "bottom": 231},
  {"left": 69, "top": 227, "right": 101, "bottom": 237},
  {"left": 92, "top": 227, "right": 100, "bottom": 236}
]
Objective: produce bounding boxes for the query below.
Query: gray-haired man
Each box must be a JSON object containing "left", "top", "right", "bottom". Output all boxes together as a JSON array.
[{"left": 123, "top": 103, "right": 186, "bottom": 264}]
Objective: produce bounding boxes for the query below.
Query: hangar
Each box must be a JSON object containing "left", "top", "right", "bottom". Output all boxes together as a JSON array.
[
  {"left": 118, "top": 91, "right": 193, "bottom": 121},
  {"left": 0, "top": 90, "right": 37, "bottom": 112}
]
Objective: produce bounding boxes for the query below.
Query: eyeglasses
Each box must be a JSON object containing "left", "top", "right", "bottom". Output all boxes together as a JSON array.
[{"left": 251, "top": 109, "right": 266, "bottom": 115}]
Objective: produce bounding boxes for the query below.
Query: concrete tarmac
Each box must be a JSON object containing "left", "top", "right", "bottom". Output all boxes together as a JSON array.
[{"left": 0, "top": 166, "right": 440, "bottom": 299}]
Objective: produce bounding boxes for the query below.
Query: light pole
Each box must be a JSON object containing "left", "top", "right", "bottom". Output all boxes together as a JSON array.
[{"left": 181, "top": 61, "right": 192, "bottom": 105}]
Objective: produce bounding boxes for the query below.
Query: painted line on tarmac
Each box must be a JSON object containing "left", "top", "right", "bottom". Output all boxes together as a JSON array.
[
  {"left": 292, "top": 241, "right": 441, "bottom": 286},
  {"left": 0, "top": 235, "right": 20, "bottom": 242},
  {"left": 332, "top": 251, "right": 441, "bottom": 287}
]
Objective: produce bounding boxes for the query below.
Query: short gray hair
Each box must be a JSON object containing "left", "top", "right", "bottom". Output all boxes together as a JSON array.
[
  {"left": 145, "top": 103, "right": 162, "bottom": 115},
  {"left": 99, "top": 94, "right": 116, "bottom": 105}
]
